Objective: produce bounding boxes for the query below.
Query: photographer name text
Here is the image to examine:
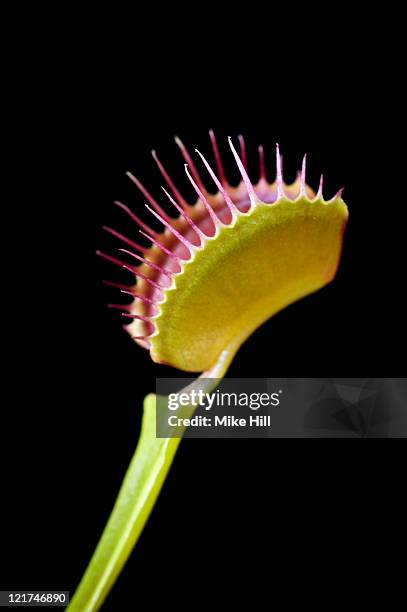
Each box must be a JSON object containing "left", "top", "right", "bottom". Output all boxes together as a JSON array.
[{"left": 168, "top": 414, "right": 272, "bottom": 428}]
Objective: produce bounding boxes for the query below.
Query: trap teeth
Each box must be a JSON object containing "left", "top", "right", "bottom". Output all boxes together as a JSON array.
[{"left": 100, "top": 132, "right": 348, "bottom": 370}]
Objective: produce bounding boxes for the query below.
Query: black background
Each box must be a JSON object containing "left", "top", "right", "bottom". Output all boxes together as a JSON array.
[{"left": 3, "top": 14, "right": 406, "bottom": 611}]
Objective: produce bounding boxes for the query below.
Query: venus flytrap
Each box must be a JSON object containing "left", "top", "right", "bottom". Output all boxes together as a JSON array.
[{"left": 69, "top": 132, "right": 348, "bottom": 611}]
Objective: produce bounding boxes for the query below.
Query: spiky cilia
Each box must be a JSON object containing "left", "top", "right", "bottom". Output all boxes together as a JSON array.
[{"left": 98, "top": 132, "right": 348, "bottom": 372}]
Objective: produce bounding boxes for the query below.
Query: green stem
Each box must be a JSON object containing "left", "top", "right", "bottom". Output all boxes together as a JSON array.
[{"left": 68, "top": 345, "right": 238, "bottom": 611}]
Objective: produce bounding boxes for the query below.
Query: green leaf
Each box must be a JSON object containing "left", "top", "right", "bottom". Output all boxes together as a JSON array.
[{"left": 69, "top": 346, "right": 237, "bottom": 611}]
